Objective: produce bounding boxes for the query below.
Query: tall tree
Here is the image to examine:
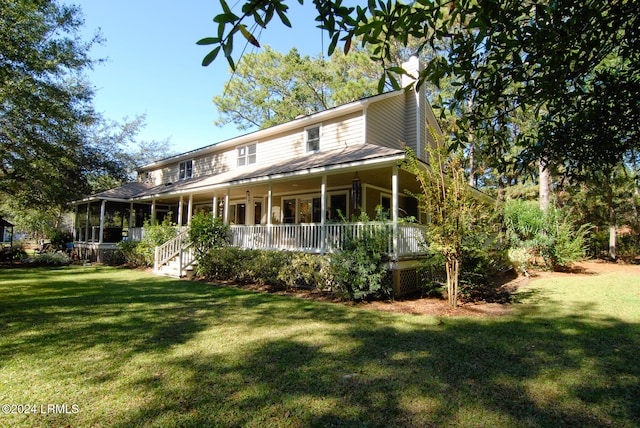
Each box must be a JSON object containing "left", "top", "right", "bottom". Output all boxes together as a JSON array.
[
  {"left": 200, "top": 0, "right": 639, "bottom": 173},
  {"left": 213, "top": 46, "right": 382, "bottom": 130},
  {"left": 537, "top": 65, "right": 640, "bottom": 258},
  {"left": 87, "top": 115, "right": 176, "bottom": 191},
  {"left": 0, "top": 0, "right": 99, "bottom": 208}
]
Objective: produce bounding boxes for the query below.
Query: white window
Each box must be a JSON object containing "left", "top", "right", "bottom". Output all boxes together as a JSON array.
[
  {"left": 306, "top": 126, "right": 320, "bottom": 153},
  {"left": 179, "top": 160, "right": 193, "bottom": 180},
  {"left": 237, "top": 143, "right": 257, "bottom": 167}
]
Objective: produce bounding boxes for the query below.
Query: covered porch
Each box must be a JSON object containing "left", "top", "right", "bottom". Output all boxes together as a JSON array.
[{"left": 72, "top": 145, "right": 429, "bottom": 262}]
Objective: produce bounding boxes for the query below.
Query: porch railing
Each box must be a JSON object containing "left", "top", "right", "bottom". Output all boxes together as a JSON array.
[
  {"left": 153, "top": 229, "right": 194, "bottom": 275},
  {"left": 230, "top": 222, "right": 428, "bottom": 258}
]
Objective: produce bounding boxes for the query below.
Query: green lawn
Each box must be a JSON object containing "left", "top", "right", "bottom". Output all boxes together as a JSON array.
[{"left": 0, "top": 265, "right": 638, "bottom": 427}]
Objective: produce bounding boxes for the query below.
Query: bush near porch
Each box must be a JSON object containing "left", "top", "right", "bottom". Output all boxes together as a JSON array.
[
  {"left": 196, "top": 248, "right": 331, "bottom": 291},
  {"left": 118, "top": 217, "right": 179, "bottom": 266},
  {"left": 195, "top": 211, "right": 394, "bottom": 300}
]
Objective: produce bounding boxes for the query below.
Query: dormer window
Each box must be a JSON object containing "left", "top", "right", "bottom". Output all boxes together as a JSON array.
[
  {"left": 237, "top": 143, "right": 257, "bottom": 167},
  {"left": 179, "top": 160, "right": 193, "bottom": 180},
  {"left": 306, "top": 126, "right": 320, "bottom": 153}
]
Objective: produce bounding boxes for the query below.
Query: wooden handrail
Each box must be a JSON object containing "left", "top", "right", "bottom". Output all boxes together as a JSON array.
[{"left": 154, "top": 228, "right": 190, "bottom": 272}]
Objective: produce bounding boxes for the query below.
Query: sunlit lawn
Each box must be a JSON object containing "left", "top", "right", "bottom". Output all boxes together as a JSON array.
[{"left": 0, "top": 264, "right": 638, "bottom": 427}]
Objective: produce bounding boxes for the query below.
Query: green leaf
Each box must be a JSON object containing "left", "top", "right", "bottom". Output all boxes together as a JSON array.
[
  {"left": 276, "top": 6, "right": 292, "bottom": 28},
  {"left": 196, "top": 37, "right": 220, "bottom": 46},
  {"left": 239, "top": 25, "right": 261, "bottom": 48},
  {"left": 226, "top": 55, "right": 236, "bottom": 71},
  {"left": 214, "top": 12, "right": 239, "bottom": 24},
  {"left": 202, "top": 46, "right": 220, "bottom": 66},
  {"left": 220, "top": 0, "right": 232, "bottom": 15},
  {"left": 328, "top": 33, "right": 339, "bottom": 55},
  {"left": 377, "top": 76, "right": 386, "bottom": 93}
]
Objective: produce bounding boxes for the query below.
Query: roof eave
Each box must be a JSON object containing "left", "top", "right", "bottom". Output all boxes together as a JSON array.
[{"left": 132, "top": 152, "right": 407, "bottom": 201}]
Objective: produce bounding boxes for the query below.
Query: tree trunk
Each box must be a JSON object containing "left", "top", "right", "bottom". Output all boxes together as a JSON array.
[
  {"left": 468, "top": 142, "right": 475, "bottom": 187},
  {"left": 497, "top": 175, "right": 506, "bottom": 203},
  {"left": 539, "top": 158, "right": 550, "bottom": 212},
  {"left": 446, "top": 256, "right": 459, "bottom": 308},
  {"left": 605, "top": 174, "right": 617, "bottom": 260},
  {"left": 467, "top": 97, "right": 475, "bottom": 187}
]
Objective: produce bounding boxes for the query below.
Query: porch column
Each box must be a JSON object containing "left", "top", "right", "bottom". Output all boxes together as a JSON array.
[
  {"left": 85, "top": 202, "right": 90, "bottom": 242},
  {"left": 224, "top": 189, "right": 230, "bottom": 224},
  {"left": 129, "top": 202, "right": 134, "bottom": 230},
  {"left": 392, "top": 165, "right": 399, "bottom": 260},
  {"left": 267, "top": 182, "right": 273, "bottom": 248},
  {"left": 151, "top": 199, "right": 157, "bottom": 225},
  {"left": 267, "top": 183, "right": 273, "bottom": 226},
  {"left": 98, "top": 200, "right": 106, "bottom": 244},
  {"left": 212, "top": 195, "right": 218, "bottom": 221},
  {"left": 245, "top": 190, "right": 253, "bottom": 225},
  {"left": 187, "top": 194, "right": 193, "bottom": 225},
  {"left": 73, "top": 204, "right": 78, "bottom": 241},
  {"left": 177, "top": 195, "right": 184, "bottom": 227},
  {"left": 320, "top": 175, "right": 327, "bottom": 254}
]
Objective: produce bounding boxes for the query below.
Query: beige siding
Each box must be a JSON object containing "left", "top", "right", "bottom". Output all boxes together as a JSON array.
[
  {"left": 137, "top": 89, "right": 439, "bottom": 186},
  {"left": 257, "top": 112, "right": 365, "bottom": 166},
  {"left": 418, "top": 89, "right": 428, "bottom": 161},
  {"left": 365, "top": 95, "right": 406, "bottom": 150},
  {"left": 143, "top": 149, "right": 233, "bottom": 185},
  {"left": 319, "top": 111, "right": 364, "bottom": 151},
  {"left": 160, "top": 164, "right": 179, "bottom": 184},
  {"left": 193, "top": 151, "right": 233, "bottom": 177},
  {"left": 258, "top": 130, "right": 306, "bottom": 166},
  {"left": 402, "top": 89, "right": 428, "bottom": 161}
]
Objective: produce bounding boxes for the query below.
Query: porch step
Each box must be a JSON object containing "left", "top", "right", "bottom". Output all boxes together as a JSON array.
[{"left": 154, "top": 258, "right": 196, "bottom": 278}]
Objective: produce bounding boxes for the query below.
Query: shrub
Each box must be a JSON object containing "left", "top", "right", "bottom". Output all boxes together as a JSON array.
[
  {"left": 278, "top": 253, "right": 330, "bottom": 290},
  {"left": 196, "top": 247, "right": 330, "bottom": 290},
  {"left": 507, "top": 247, "right": 533, "bottom": 275},
  {"left": 27, "top": 252, "right": 71, "bottom": 266},
  {"left": 117, "top": 240, "right": 148, "bottom": 266},
  {"left": 329, "top": 213, "right": 392, "bottom": 301},
  {"left": 117, "top": 216, "right": 179, "bottom": 267},
  {"left": 541, "top": 208, "right": 592, "bottom": 269},
  {"left": 503, "top": 200, "right": 590, "bottom": 270},
  {"left": 143, "top": 216, "right": 179, "bottom": 246},
  {"left": 189, "top": 213, "right": 230, "bottom": 257},
  {"left": 196, "top": 247, "right": 281, "bottom": 284},
  {"left": 102, "top": 249, "right": 126, "bottom": 266},
  {"left": 418, "top": 251, "right": 446, "bottom": 297}
]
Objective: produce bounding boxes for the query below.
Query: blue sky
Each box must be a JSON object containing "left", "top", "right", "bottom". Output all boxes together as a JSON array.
[{"left": 71, "top": 0, "right": 327, "bottom": 154}]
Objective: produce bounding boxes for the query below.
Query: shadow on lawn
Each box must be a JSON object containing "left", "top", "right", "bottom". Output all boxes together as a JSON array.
[
  {"left": 1, "top": 266, "right": 638, "bottom": 427},
  {"left": 115, "top": 318, "right": 639, "bottom": 427}
]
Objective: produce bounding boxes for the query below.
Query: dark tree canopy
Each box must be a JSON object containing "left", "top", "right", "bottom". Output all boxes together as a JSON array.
[
  {"left": 200, "top": 0, "right": 640, "bottom": 174},
  {"left": 0, "top": 0, "right": 107, "bottom": 208}
]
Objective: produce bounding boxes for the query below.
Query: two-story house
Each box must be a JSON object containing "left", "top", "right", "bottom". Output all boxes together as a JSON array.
[{"left": 72, "top": 57, "right": 440, "bottom": 291}]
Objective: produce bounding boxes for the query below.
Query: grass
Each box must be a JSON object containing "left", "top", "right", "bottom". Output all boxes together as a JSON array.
[{"left": 0, "top": 265, "right": 638, "bottom": 427}]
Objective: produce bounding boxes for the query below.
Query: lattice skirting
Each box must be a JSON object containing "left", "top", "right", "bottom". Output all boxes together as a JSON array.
[{"left": 391, "top": 261, "right": 422, "bottom": 297}]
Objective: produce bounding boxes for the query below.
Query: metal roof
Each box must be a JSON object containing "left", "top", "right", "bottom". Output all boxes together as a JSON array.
[{"left": 77, "top": 144, "right": 405, "bottom": 203}]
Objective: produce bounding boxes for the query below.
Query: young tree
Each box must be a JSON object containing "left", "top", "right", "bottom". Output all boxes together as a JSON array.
[{"left": 404, "top": 139, "right": 490, "bottom": 308}]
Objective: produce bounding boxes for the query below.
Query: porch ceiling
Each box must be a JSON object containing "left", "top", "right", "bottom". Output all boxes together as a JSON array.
[
  {"left": 159, "top": 164, "right": 421, "bottom": 205},
  {"left": 75, "top": 144, "right": 424, "bottom": 206},
  {"left": 141, "top": 144, "right": 407, "bottom": 201}
]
